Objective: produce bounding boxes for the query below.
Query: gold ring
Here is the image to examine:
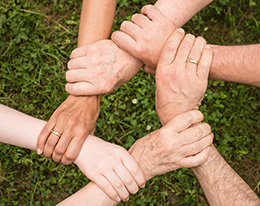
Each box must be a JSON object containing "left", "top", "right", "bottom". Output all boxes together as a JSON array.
[
  {"left": 186, "top": 58, "right": 198, "bottom": 65},
  {"left": 51, "top": 129, "right": 62, "bottom": 138}
]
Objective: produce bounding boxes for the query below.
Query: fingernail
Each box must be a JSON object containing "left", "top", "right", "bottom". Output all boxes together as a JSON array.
[
  {"left": 37, "top": 148, "right": 42, "bottom": 155},
  {"left": 140, "top": 184, "right": 145, "bottom": 188},
  {"left": 205, "top": 45, "right": 211, "bottom": 49},
  {"left": 117, "top": 197, "right": 121, "bottom": 202},
  {"left": 176, "top": 28, "right": 185, "bottom": 34}
]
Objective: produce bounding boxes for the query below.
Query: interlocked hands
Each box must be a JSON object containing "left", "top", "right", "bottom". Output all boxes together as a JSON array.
[{"left": 38, "top": 4, "right": 213, "bottom": 203}]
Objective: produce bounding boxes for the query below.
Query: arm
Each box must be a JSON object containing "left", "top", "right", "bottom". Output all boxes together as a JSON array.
[
  {"left": 37, "top": 0, "right": 117, "bottom": 164},
  {"left": 193, "top": 146, "right": 260, "bottom": 206},
  {"left": 209, "top": 44, "right": 260, "bottom": 87},
  {"left": 78, "top": 0, "right": 116, "bottom": 46}
]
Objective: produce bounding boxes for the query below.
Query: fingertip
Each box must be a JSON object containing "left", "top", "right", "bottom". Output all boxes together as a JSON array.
[
  {"left": 37, "top": 148, "right": 42, "bottom": 155},
  {"left": 176, "top": 28, "right": 185, "bottom": 35}
]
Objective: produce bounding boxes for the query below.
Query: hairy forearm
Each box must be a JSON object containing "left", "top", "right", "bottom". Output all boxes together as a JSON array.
[
  {"left": 154, "top": 0, "right": 213, "bottom": 27},
  {"left": 192, "top": 145, "right": 260, "bottom": 205},
  {"left": 210, "top": 44, "right": 260, "bottom": 87},
  {"left": 78, "top": 0, "right": 116, "bottom": 46}
]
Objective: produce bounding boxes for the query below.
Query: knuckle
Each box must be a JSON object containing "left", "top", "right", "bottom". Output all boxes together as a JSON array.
[
  {"left": 193, "top": 127, "right": 203, "bottom": 138},
  {"left": 64, "top": 151, "right": 77, "bottom": 162},
  {"left": 134, "top": 44, "right": 145, "bottom": 55},
  {"left": 115, "top": 180, "right": 123, "bottom": 189},
  {"left": 54, "top": 147, "right": 64, "bottom": 156},
  {"left": 124, "top": 176, "right": 133, "bottom": 185},
  {"left": 76, "top": 126, "right": 87, "bottom": 138},
  {"left": 164, "top": 40, "right": 176, "bottom": 52},
  {"left": 67, "top": 118, "right": 77, "bottom": 130},
  {"left": 194, "top": 141, "right": 202, "bottom": 152}
]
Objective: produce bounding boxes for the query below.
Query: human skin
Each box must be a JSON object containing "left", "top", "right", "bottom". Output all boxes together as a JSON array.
[
  {"left": 155, "top": 28, "right": 260, "bottom": 205},
  {"left": 65, "top": 0, "right": 213, "bottom": 96},
  {"left": 0, "top": 105, "right": 213, "bottom": 205},
  {"left": 37, "top": 0, "right": 117, "bottom": 165},
  {"left": 112, "top": 5, "right": 260, "bottom": 87}
]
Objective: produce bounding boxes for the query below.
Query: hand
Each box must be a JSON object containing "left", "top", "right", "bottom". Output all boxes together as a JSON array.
[
  {"left": 129, "top": 110, "right": 213, "bottom": 181},
  {"left": 112, "top": 5, "right": 176, "bottom": 74},
  {"left": 74, "top": 135, "right": 146, "bottom": 202},
  {"left": 65, "top": 40, "right": 143, "bottom": 96},
  {"left": 37, "top": 95, "right": 100, "bottom": 164},
  {"left": 156, "top": 30, "right": 212, "bottom": 125}
]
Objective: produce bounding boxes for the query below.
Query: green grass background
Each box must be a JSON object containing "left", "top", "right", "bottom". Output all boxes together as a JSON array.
[{"left": 0, "top": 0, "right": 260, "bottom": 205}]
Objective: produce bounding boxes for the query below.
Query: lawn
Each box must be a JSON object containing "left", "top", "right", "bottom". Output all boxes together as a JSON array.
[{"left": 0, "top": 0, "right": 260, "bottom": 205}]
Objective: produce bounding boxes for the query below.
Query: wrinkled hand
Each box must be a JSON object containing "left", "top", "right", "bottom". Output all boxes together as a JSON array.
[
  {"left": 112, "top": 5, "right": 176, "bottom": 74},
  {"left": 74, "top": 135, "right": 146, "bottom": 202},
  {"left": 37, "top": 95, "right": 100, "bottom": 165},
  {"left": 156, "top": 29, "right": 212, "bottom": 125},
  {"left": 129, "top": 110, "right": 213, "bottom": 181},
  {"left": 65, "top": 40, "right": 143, "bottom": 96}
]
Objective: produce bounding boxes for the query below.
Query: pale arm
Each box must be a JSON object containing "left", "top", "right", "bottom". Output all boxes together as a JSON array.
[{"left": 210, "top": 44, "right": 260, "bottom": 87}]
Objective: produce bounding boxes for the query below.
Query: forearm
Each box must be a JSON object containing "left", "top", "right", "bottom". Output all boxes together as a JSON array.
[
  {"left": 58, "top": 182, "right": 117, "bottom": 206},
  {"left": 0, "top": 104, "right": 117, "bottom": 205},
  {"left": 192, "top": 145, "right": 260, "bottom": 205},
  {"left": 78, "top": 0, "right": 116, "bottom": 46},
  {"left": 154, "top": 0, "right": 213, "bottom": 27},
  {"left": 210, "top": 44, "right": 260, "bottom": 87}
]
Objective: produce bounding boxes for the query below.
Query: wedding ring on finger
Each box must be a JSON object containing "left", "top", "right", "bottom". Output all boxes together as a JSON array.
[
  {"left": 51, "top": 129, "right": 62, "bottom": 138},
  {"left": 186, "top": 58, "right": 198, "bottom": 65}
]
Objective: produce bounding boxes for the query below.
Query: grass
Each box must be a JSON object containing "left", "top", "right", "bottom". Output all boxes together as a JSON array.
[{"left": 0, "top": 0, "right": 260, "bottom": 205}]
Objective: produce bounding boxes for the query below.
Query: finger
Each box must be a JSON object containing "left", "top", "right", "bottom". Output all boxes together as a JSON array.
[
  {"left": 70, "top": 45, "right": 89, "bottom": 59},
  {"left": 165, "top": 110, "right": 204, "bottom": 133},
  {"left": 186, "top": 37, "right": 206, "bottom": 74},
  {"left": 111, "top": 31, "right": 136, "bottom": 56},
  {"left": 141, "top": 5, "right": 163, "bottom": 22},
  {"left": 65, "top": 82, "right": 97, "bottom": 96},
  {"left": 103, "top": 170, "right": 130, "bottom": 201},
  {"left": 66, "top": 69, "right": 90, "bottom": 82},
  {"left": 143, "top": 65, "right": 156, "bottom": 75},
  {"left": 131, "top": 13, "right": 151, "bottom": 28},
  {"left": 52, "top": 130, "right": 74, "bottom": 162},
  {"left": 43, "top": 128, "right": 62, "bottom": 158},
  {"left": 120, "top": 21, "right": 142, "bottom": 40},
  {"left": 179, "top": 146, "right": 210, "bottom": 168},
  {"left": 37, "top": 120, "right": 56, "bottom": 154},
  {"left": 67, "top": 56, "right": 88, "bottom": 70},
  {"left": 61, "top": 135, "right": 86, "bottom": 165},
  {"left": 114, "top": 165, "right": 139, "bottom": 194},
  {"left": 122, "top": 154, "right": 146, "bottom": 188},
  {"left": 179, "top": 123, "right": 211, "bottom": 145},
  {"left": 197, "top": 45, "right": 212, "bottom": 80},
  {"left": 174, "top": 34, "right": 195, "bottom": 67},
  {"left": 181, "top": 133, "right": 214, "bottom": 157},
  {"left": 157, "top": 28, "right": 185, "bottom": 66},
  {"left": 93, "top": 174, "right": 121, "bottom": 202}
]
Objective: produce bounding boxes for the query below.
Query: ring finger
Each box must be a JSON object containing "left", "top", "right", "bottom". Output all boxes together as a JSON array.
[
  {"left": 43, "top": 125, "right": 63, "bottom": 158},
  {"left": 52, "top": 129, "right": 74, "bottom": 162},
  {"left": 186, "top": 37, "right": 206, "bottom": 74}
]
